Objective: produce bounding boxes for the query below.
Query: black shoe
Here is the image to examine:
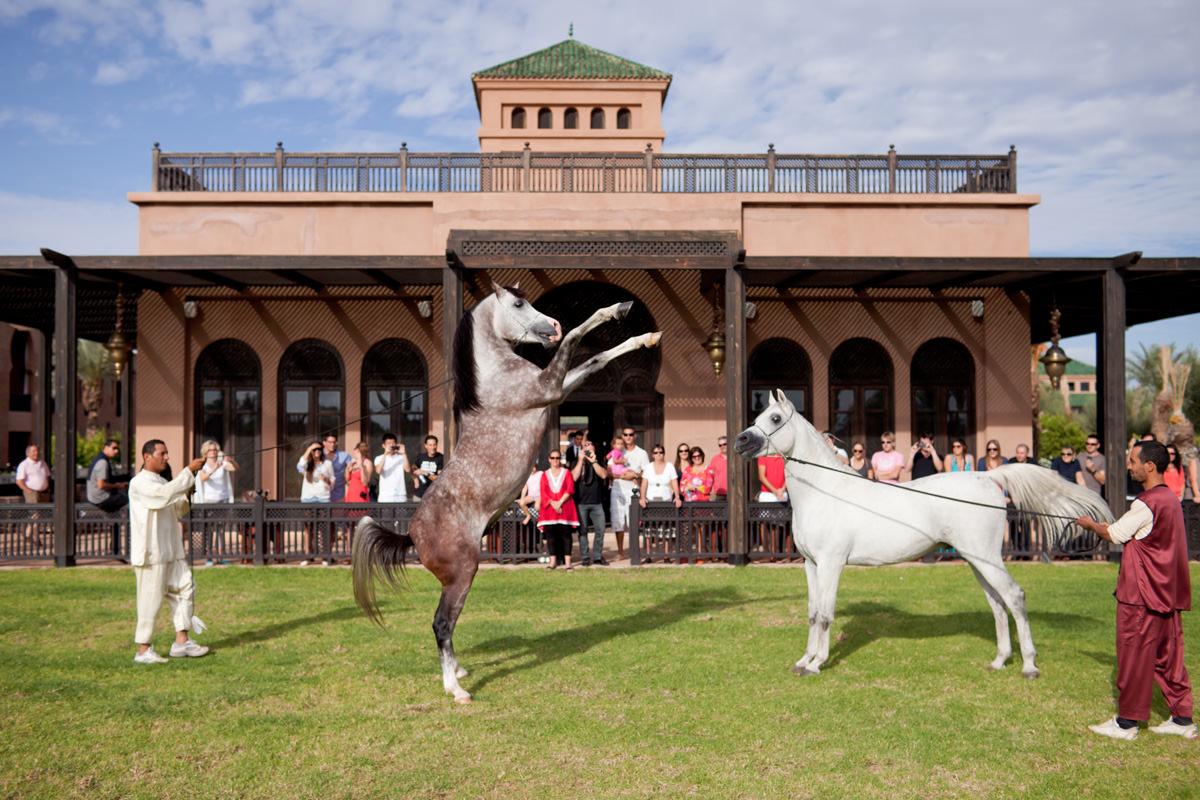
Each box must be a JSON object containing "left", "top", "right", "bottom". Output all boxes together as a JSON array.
[
  {"left": 594, "top": 559, "right": 610, "bottom": 566},
  {"left": 581, "top": 560, "right": 591, "bottom": 567}
]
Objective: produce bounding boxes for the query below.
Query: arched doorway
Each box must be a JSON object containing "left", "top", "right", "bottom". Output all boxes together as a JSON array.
[
  {"left": 748, "top": 338, "right": 813, "bottom": 423},
  {"left": 829, "top": 337, "right": 893, "bottom": 457},
  {"left": 195, "top": 338, "right": 261, "bottom": 495},
  {"left": 278, "top": 339, "right": 344, "bottom": 500},
  {"left": 518, "top": 281, "right": 662, "bottom": 458},
  {"left": 911, "top": 337, "right": 975, "bottom": 454}
]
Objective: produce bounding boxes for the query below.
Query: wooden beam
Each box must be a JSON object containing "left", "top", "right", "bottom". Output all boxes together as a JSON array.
[
  {"left": 1098, "top": 265, "right": 1127, "bottom": 520},
  {"left": 52, "top": 263, "right": 77, "bottom": 567},
  {"left": 269, "top": 269, "right": 324, "bottom": 293},
  {"left": 725, "top": 265, "right": 748, "bottom": 565},
  {"left": 361, "top": 268, "right": 402, "bottom": 292},
  {"left": 442, "top": 258, "right": 464, "bottom": 454}
]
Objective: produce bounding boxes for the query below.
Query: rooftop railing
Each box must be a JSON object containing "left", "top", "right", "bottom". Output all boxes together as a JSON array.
[{"left": 152, "top": 143, "right": 1018, "bottom": 195}]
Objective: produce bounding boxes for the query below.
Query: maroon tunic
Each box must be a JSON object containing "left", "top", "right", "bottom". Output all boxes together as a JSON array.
[{"left": 1116, "top": 484, "right": 1191, "bottom": 613}]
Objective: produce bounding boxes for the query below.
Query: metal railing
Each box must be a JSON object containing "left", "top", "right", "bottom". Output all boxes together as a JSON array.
[
  {"left": 2, "top": 500, "right": 1160, "bottom": 565},
  {"left": 152, "top": 144, "right": 1017, "bottom": 195}
]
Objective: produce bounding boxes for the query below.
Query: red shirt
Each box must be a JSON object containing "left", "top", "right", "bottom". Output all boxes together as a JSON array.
[
  {"left": 710, "top": 452, "right": 728, "bottom": 495},
  {"left": 537, "top": 468, "right": 579, "bottom": 528},
  {"left": 758, "top": 456, "right": 785, "bottom": 492}
]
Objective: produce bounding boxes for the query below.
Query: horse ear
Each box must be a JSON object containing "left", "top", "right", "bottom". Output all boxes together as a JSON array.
[
  {"left": 491, "top": 279, "right": 505, "bottom": 296},
  {"left": 773, "top": 388, "right": 785, "bottom": 405}
]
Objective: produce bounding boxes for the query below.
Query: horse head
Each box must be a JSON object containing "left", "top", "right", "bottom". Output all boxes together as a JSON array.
[
  {"left": 734, "top": 388, "right": 837, "bottom": 467},
  {"left": 487, "top": 281, "right": 562, "bottom": 348}
]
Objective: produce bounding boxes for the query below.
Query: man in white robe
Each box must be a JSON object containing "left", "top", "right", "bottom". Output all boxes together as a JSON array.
[{"left": 130, "top": 439, "right": 208, "bottom": 664}]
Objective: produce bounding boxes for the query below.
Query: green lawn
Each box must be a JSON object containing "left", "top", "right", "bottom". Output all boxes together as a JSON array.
[{"left": 2, "top": 562, "right": 1197, "bottom": 799}]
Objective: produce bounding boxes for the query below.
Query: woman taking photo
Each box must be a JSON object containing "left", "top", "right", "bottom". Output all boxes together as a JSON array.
[
  {"left": 195, "top": 439, "right": 238, "bottom": 566},
  {"left": 538, "top": 450, "right": 579, "bottom": 571}
]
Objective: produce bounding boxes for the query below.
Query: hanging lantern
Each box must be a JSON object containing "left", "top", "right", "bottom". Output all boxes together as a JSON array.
[
  {"left": 701, "top": 284, "right": 726, "bottom": 376},
  {"left": 1039, "top": 306, "right": 1071, "bottom": 390},
  {"left": 106, "top": 286, "right": 132, "bottom": 380}
]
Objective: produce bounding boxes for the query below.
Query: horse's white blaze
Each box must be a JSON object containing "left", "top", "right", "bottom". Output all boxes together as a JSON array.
[{"left": 735, "top": 388, "right": 1114, "bottom": 679}]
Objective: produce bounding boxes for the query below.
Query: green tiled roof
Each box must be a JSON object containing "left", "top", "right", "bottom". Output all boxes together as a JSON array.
[
  {"left": 1036, "top": 359, "right": 1096, "bottom": 376},
  {"left": 473, "top": 38, "right": 671, "bottom": 81}
]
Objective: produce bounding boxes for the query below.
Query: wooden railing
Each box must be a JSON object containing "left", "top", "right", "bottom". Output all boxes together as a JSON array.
[{"left": 152, "top": 143, "right": 1018, "bottom": 195}]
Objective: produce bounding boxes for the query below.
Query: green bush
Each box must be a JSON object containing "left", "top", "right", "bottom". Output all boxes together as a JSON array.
[
  {"left": 1037, "top": 413, "right": 1087, "bottom": 461},
  {"left": 75, "top": 430, "right": 118, "bottom": 468}
]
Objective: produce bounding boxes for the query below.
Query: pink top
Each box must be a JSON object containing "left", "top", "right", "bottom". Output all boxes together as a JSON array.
[
  {"left": 606, "top": 448, "right": 626, "bottom": 477},
  {"left": 871, "top": 450, "right": 906, "bottom": 484},
  {"left": 680, "top": 464, "right": 714, "bottom": 502},
  {"left": 709, "top": 452, "right": 727, "bottom": 495}
]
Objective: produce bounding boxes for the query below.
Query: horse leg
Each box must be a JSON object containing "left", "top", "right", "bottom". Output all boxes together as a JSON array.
[
  {"left": 561, "top": 332, "right": 663, "bottom": 396},
  {"left": 432, "top": 569, "right": 478, "bottom": 703},
  {"left": 964, "top": 557, "right": 1039, "bottom": 678},
  {"left": 797, "top": 559, "right": 844, "bottom": 676},
  {"left": 966, "top": 562, "right": 1013, "bottom": 671},
  {"left": 793, "top": 559, "right": 821, "bottom": 673}
]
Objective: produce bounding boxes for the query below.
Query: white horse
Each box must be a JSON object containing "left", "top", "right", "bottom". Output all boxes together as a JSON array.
[{"left": 735, "top": 389, "right": 1113, "bottom": 678}]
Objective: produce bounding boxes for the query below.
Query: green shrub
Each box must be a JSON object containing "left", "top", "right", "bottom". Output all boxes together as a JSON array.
[{"left": 1037, "top": 413, "right": 1087, "bottom": 460}]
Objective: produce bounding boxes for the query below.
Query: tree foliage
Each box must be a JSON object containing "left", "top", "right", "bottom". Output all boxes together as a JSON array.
[
  {"left": 1037, "top": 413, "right": 1087, "bottom": 461},
  {"left": 1126, "top": 342, "right": 1200, "bottom": 433}
]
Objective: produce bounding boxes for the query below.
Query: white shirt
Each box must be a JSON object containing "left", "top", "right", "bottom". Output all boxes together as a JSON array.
[
  {"left": 128, "top": 467, "right": 196, "bottom": 566},
  {"left": 300, "top": 460, "right": 334, "bottom": 502},
  {"left": 194, "top": 461, "right": 233, "bottom": 503},
  {"left": 643, "top": 462, "right": 677, "bottom": 501},
  {"left": 16, "top": 457, "right": 50, "bottom": 492},
  {"left": 1106, "top": 499, "right": 1154, "bottom": 544},
  {"left": 622, "top": 445, "right": 649, "bottom": 480},
  {"left": 374, "top": 452, "right": 409, "bottom": 501}
]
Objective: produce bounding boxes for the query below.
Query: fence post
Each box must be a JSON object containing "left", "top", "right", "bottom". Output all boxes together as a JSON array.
[
  {"left": 253, "top": 490, "right": 266, "bottom": 566},
  {"left": 887, "top": 144, "right": 896, "bottom": 193},
  {"left": 399, "top": 142, "right": 408, "bottom": 192},
  {"left": 1007, "top": 144, "right": 1017, "bottom": 192},
  {"left": 152, "top": 142, "right": 161, "bottom": 191},
  {"left": 766, "top": 144, "right": 776, "bottom": 193},
  {"left": 629, "top": 488, "right": 641, "bottom": 565},
  {"left": 521, "top": 142, "right": 531, "bottom": 192},
  {"left": 274, "top": 142, "right": 284, "bottom": 191}
]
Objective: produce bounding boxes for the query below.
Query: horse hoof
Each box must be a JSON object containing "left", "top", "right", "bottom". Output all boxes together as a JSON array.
[
  {"left": 791, "top": 665, "right": 819, "bottom": 676},
  {"left": 1022, "top": 669, "right": 1040, "bottom": 680},
  {"left": 646, "top": 332, "right": 663, "bottom": 347},
  {"left": 615, "top": 301, "right": 633, "bottom": 318},
  {"left": 455, "top": 666, "right": 469, "bottom": 679}
]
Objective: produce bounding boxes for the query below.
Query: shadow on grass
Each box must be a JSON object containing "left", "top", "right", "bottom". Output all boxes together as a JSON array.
[
  {"left": 464, "top": 586, "right": 750, "bottom": 694},
  {"left": 824, "top": 600, "right": 1097, "bottom": 670},
  {"left": 211, "top": 605, "right": 364, "bottom": 649}
]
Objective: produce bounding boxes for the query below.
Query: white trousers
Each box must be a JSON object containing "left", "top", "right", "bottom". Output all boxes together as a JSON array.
[
  {"left": 134, "top": 559, "right": 195, "bottom": 644},
  {"left": 610, "top": 480, "right": 635, "bottom": 532}
]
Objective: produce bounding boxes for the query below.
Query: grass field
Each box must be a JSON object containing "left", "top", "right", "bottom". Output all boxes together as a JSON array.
[{"left": 2, "top": 561, "right": 1198, "bottom": 799}]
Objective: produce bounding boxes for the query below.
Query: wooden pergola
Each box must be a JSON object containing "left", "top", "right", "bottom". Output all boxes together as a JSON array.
[{"left": 2, "top": 244, "right": 1197, "bottom": 566}]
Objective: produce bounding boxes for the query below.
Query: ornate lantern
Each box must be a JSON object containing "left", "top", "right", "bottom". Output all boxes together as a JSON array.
[
  {"left": 1039, "top": 306, "right": 1070, "bottom": 390},
  {"left": 106, "top": 285, "right": 132, "bottom": 380}
]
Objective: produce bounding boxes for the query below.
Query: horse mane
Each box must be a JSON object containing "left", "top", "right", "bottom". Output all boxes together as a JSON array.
[
  {"left": 788, "top": 410, "right": 859, "bottom": 475},
  {"left": 452, "top": 303, "right": 480, "bottom": 425}
]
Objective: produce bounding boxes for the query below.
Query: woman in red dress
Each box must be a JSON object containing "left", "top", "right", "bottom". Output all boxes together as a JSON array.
[{"left": 538, "top": 450, "right": 579, "bottom": 571}]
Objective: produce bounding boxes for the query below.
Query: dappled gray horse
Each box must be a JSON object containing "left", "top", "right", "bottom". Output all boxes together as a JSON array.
[{"left": 353, "top": 281, "right": 660, "bottom": 702}]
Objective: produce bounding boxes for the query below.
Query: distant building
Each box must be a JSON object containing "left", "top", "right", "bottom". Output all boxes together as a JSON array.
[{"left": 1038, "top": 360, "right": 1097, "bottom": 417}]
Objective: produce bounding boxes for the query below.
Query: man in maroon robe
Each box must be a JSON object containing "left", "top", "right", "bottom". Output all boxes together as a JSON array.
[{"left": 1075, "top": 439, "right": 1196, "bottom": 740}]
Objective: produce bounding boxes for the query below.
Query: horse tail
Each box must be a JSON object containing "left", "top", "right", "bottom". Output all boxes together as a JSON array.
[
  {"left": 351, "top": 515, "right": 414, "bottom": 626},
  {"left": 987, "top": 463, "right": 1115, "bottom": 545}
]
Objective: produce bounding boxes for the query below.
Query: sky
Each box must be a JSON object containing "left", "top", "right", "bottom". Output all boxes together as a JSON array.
[{"left": 0, "top": 0, "right": 1196, "bottom": 365}]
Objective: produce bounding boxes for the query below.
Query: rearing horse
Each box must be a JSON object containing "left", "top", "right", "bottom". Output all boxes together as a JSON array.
[{"left": 353, "top": 282, "right": 661, "bottom": 703}]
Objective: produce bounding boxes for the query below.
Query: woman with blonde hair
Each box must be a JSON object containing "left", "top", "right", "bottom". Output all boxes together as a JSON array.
[
  {"left": 195, "top": 439, "right": 238, "bottom": 565},
  {"left": 978, "top": 439, "right": 1006, "bottom": 471}
]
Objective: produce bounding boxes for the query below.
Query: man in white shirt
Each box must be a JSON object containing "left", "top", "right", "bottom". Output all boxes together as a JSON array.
[
  {"left": 609, "top": 427, "right": 649, "bottom": 560},
  {"left": 16, "top": 443, "right": 51, "bottom": 502},
  {"left": 374, "top": 432, "right": 409, "bottom": 502},
  {"left": 129, "top": 440, "right": 209, "bottom": 664}
]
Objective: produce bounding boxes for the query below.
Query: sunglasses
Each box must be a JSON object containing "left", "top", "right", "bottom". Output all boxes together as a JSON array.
[
  {"left": 549, "top": 456, "right": 561, "bottom": 460},
  {"left": 986, "top": 447, "right": 998, "bottom": 451},
  {"left": 652, "top": 450, "right": 664, "bottom": 454},
  {"left": 852, "top": 449, "right": 864, "bottom": 454}
]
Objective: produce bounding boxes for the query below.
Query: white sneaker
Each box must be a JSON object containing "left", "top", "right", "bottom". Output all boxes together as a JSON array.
[
  {"left": 133, "top": 647, "right": 169, "bottom": 664},
  {"left": 1149, "top": 718, "right": 1199, "bottom": 740},
  {"left": 1088, "top": 717, "right": 1138, "bottom": 740},
  {"left": 169, "top": 639, "right": 210, "bottom": 658}
]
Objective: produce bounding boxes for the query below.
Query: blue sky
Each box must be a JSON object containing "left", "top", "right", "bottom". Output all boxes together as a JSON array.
[{"left": 1, "top": 0, "right": 1196, "bottom": 363}]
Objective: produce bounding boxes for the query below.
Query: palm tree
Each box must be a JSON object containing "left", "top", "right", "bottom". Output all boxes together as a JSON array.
[{"left": 77, "top": 339, "right": 114, "bottom": 436}]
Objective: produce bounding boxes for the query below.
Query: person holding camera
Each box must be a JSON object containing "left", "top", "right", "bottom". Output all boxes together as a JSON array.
[
  {"left": 571, "top": 437, "right": 609, "bottom": 566},
  {"left": 374, "top": 432, "right": 409, "bottom": 502},
  {"left": 299, "top": 442, "right": 333, "bottom": 502},
  {"left": 907, "top": 432, "right": 944, "bottom": 479}
]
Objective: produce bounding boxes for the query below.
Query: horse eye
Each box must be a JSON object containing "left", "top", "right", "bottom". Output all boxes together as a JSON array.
[
  {"left": 770, "top": 414, "right": 781, "bottom": 425},
  {"left": 513, "top": 300, "right": 524, "bottom": 308}
]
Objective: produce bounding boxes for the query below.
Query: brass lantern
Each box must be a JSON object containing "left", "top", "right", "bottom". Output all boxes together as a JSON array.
[
  {"left": 701, "top": 285, "right": 726, "bottom": 376},
  {"left": 106, "top": 286, "right": 132, "bottom": 380},
  {"left": 1039, "top": 306, "right": 1071, "bottom": 390}
]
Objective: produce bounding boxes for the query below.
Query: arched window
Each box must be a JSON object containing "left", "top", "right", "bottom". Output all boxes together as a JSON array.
[
  {"left": 748, "top": 338, "right": 812, "bottom": 423},
  {"left": 564, "top": 108, "right": 578, "bottom": 129},
  {"left": 278, "top": 339, "right": 343, "bottom": 500},
  {"left": 511, "top": 107, "right": 526, "bottom": 129},
  {"left": 195, "top": 339, "right": 261, "bottom": 496},
  {"left": 829, "top": 338, "right": 893, "bottom": 457},
  {"left": 616, "top": 108, "right": 631, "bottom": 129},
  {"left": 590, "top": 108, "right": 605, "bottom": 129},
  {"left": 911, "top": 338, "right": 975, "bottom": 454},
  {"left": 362, "top": 339, "right": 428, "bottom": 459},
  {"left": 537, "top": 107, "right": 552, "bottom": 129}
]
